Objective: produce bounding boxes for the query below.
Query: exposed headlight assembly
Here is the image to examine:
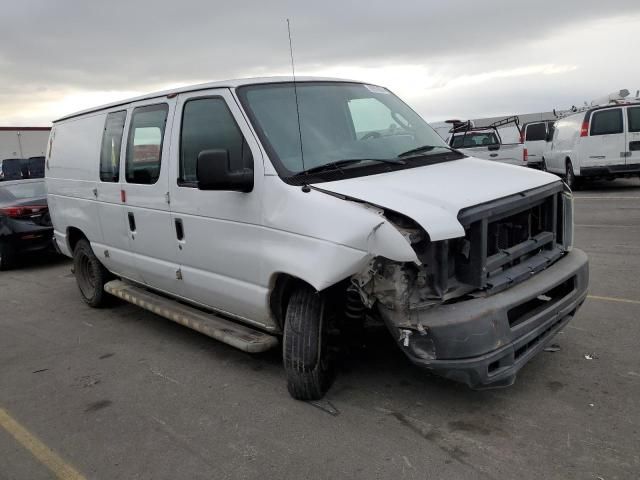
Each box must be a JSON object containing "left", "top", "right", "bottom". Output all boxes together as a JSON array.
[{"left": 561, "top": 190, "right": 574, "bottom": 251}]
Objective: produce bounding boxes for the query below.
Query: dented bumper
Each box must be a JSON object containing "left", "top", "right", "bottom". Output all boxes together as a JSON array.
[{"left": 380, "top": 248, "right": 589, "bottom": 389}]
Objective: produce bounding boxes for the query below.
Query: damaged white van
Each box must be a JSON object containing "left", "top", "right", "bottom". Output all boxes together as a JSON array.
[{"left": 46, "top": 78, "right": 588, "bottom": 400}]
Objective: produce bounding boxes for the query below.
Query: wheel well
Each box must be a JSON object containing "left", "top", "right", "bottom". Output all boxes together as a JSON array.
[
  {"left": 269, "top": 274, "right": 314, "bottom": 331},
  {"left": 66, "top": 227, "right": 87, "bottom": 253}
]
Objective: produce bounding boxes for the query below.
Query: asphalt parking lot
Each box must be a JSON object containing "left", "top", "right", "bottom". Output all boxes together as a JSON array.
[{"left": 1, "top": 178, "right": 639, "bottom": 480}]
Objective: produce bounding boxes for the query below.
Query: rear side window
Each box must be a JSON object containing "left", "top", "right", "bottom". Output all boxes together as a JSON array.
[
  {"left": 590, "top": 109, "right": 623, "bottom": 136},
  {"left": 525, "top": 123, "right": 546, "bottom": 141},
  {"left": 628, "top": 107, "right": 640, "bottom": 133},
  {"left": 100, "top": 111, "right": 127, "bottom": 182},
  {"left": 179, "top": 97, "right": 251, "bottom": 184},
  {"left": 125, "top": 104, "right": 168, "bottom": 184}
]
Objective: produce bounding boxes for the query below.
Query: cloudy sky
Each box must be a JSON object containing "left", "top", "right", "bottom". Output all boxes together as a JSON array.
[{"left": 1, "top": 0, "right": 639, "bottom": 126}]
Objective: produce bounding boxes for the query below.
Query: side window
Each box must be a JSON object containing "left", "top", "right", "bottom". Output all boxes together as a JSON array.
[
  {"left": 99, "top": 111, "right": 127, "bottom": 182},
  {"left": 347, "top": 98, "right": 404, "bottom": 138},
  {"left": 525, "top": 123, "right": 546, "bottom": 141},
  {"left": 125, "top": 104, "right": 168, "bottom": 184},
  {"left": 628, "top": 107, "right": 640, "bottom": 133},
  {"left": 547, "top": 122, "right": 556, "bottom": 141},
  {"left": 179, "top": 97, "right": 252, "bottom": 184},
  {"left": 590, "top": 109, "right": 623, "bottom": 136}
]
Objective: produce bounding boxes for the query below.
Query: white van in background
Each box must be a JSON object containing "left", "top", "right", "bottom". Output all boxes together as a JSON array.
[
  {"left": 520, "top": 120, "right": 555, "bottom": 170},
  {"left": 543, "top": 102, "right": 640, "bottom": 188},
  {"left": 46, "top": 77, "right": 588, "bottom": 400}
]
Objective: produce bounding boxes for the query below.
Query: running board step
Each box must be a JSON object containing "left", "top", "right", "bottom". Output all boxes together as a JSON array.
[{"left": 104, "top": 280, "right": 278, "bottom": 353}]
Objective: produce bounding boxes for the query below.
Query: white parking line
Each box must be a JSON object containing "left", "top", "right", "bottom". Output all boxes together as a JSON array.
[{"left": 588, "top": 295, "right": 640, "bottom": 305}]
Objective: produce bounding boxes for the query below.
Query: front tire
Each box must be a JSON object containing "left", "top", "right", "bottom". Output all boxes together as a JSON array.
[
  {"left": 283, "top": 286, "right": 335, "bottom": 400},
  {"left": 73, "top": 239, "right": 111, "bottom": 307}
]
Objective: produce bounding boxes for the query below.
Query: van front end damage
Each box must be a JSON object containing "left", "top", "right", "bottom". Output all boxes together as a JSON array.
[{"left": 352, "top": 183, "right": 589, "bottom": 389}]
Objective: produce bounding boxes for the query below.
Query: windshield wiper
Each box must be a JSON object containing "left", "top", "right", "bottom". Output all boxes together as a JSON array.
[
  {"left": 293, "top": 158, "right": 405, "bottom": 176},
  {"left": 397, "top": 145, "right": 460, "bottom": 158}
]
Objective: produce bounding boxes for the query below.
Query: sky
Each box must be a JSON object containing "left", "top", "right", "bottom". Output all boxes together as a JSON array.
[{"left": 1, "top": 0, "right": 639, "bottom": 126}]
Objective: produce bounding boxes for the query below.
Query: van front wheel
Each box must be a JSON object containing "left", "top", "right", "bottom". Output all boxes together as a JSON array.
[
  {"left": 73, "top": 239, "right": 111, "bottom": 308},
  {"left": 283, "top": 286, "right": 335, "bottom": 400}
]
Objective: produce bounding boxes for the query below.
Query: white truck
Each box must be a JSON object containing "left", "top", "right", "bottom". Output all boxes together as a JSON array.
[
  {"left": 46, "top": 77, "right": 588, "bottom": 400},
  {"left": 446, "top": 117, "right": 526, "bottom": 166}
]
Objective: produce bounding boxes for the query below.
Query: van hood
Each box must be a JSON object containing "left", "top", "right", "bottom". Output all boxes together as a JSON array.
[{"left": 314, "top": 157, "right": 560, "bottom": 241}]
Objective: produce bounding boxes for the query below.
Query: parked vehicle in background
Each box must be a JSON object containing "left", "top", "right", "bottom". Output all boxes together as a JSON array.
[
  {"left": 0, "top": 157, "right": 46, "bottom": 181},
  {"left": 521, "top": 120, "right": 555, "bottom": 170},
  {"left": 446, "top": 117, "right": 526, "bottom": 166},
  {"left": 47, "top": 77, "right": 588, "bottom": 400},
  {"left": 0, "top": 159, "right": 24, "bottom": 181},
  {"left": 543, "top": 101, "right": 640, "bottom": 189},
  {"left": 0, "top": 179, "right": 53, "bottom": 270}
]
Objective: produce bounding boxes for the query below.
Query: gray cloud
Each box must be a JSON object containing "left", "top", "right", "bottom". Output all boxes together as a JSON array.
[{"left": 1, "top": 0, "right": 639, "bottom": 124}]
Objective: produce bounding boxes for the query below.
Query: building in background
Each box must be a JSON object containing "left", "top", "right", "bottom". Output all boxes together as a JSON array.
[{"left": 0, "top": 127, "right": 51, "bottom": 160}]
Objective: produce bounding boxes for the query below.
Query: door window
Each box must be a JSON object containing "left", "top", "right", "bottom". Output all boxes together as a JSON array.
[
  {"left": 628, "top": 107, "right": 640, "bottom": 133},
  {"left": 590, "top": 109, "right": 623, "bottom": 136},
  {"left": 125, "top": 104, "right": 168, "bottom": 184},
  {"left": 525, "top": 123, "right": 546, "bottom": 141},
  {"left": 179, "top": 97, "right": 252, "bottom": 185},
  {"left": 99, "top": 111, "right": 127, "bottom": 182}
]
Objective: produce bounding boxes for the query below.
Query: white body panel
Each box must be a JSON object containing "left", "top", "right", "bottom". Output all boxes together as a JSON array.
[{"left": 46, "top": 77, "right": 561, "bottom": 331}]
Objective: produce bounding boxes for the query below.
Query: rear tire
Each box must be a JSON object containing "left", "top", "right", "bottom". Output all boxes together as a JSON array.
[
  {"left": 0, "top": 243, "right": 16, "bottom": 271},
  {"left": 283, "top": 286, "right": 335, "bottom": 400},
  {"left": 73, "top": 239, "right": 111, "bottom": 307}
]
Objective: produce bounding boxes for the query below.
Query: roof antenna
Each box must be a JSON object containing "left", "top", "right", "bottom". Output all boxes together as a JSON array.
[{"left": 287, "top": 18, "right": 306, "bottom": 175}]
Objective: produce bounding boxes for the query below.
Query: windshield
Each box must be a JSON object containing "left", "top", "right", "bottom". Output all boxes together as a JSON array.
[
  {"left": 237, "top": 82, "right": 451, "bottom": 179},
  {"left": 450, "top": 132, "right": 499, "bottom": 148}
]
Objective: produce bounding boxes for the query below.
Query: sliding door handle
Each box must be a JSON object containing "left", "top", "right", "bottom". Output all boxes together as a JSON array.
[
  {"left": 175, "top": 218, "right": 184, "bottom": 241},
  {"left": 128, "top": 212, "right": 136, "bottom": 232}
]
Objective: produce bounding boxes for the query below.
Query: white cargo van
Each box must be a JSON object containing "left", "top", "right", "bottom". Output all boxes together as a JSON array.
[
  {"left": 46, "top": 77, "right": 588, "bottom": 400},
  {"left": 543, "top": 102, "right": 640, "bottom": 188},
  {"left": 520, "top": 120, "right": 555, "bottom": 170}
]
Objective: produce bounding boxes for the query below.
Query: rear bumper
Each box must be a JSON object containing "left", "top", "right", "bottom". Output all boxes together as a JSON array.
[
  {"left": 580, "top": 163, "right": 640, "bottom": 177},
  {"left": 381, "top": 248, "right": 589, "bottom": 389},
  {"left": 2, "top": 229, "right": 54, "bottom": 254},
  {"left": 527, "top": 160, "right": 544, "bottom": 170}
]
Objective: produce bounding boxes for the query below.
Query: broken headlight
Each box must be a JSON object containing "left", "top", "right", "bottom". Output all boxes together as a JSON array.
[{"left": 560, "top": 190, "right": 574, "bottom": 251}]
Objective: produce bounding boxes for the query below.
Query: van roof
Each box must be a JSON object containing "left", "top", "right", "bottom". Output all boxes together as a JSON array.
[{"left": 53, "top": 76, "right": 364, "bottom": 123}]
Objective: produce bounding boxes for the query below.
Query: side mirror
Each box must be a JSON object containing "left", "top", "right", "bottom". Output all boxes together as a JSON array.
[
  {"left": 196, "top": 149, "right": 253, "bottom": 193},
  {"left": 487, "top": 144, "right": 500, "bottom": 151}
]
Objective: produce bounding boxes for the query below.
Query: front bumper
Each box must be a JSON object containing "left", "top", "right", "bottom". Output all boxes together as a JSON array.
[{"left": 381, "top": 248, "right": 589, "bottom": 389}]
